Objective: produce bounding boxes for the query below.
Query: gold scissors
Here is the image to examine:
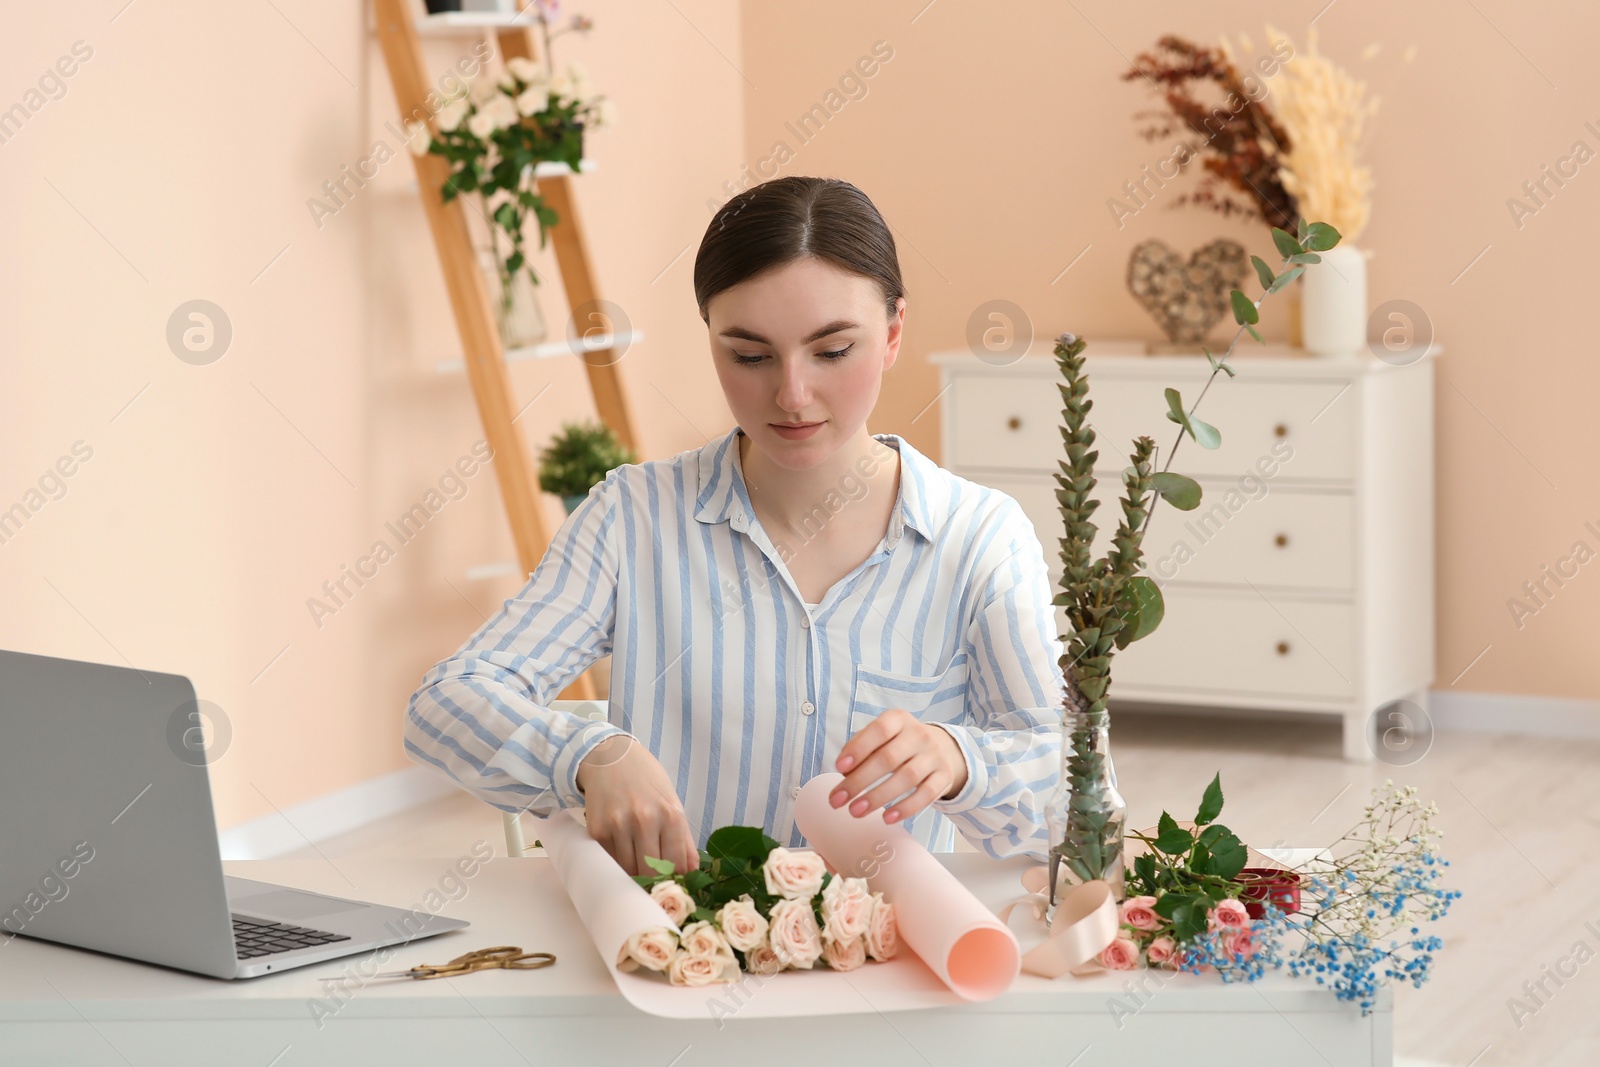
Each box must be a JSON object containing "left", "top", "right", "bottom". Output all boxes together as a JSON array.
[{"left": 377, "top": 946, "right": 556, "bottom": 980}]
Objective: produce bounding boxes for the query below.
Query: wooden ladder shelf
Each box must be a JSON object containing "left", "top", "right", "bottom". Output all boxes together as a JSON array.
[{"left": 374, "top": 0, "right": 638, "bottom": 701}]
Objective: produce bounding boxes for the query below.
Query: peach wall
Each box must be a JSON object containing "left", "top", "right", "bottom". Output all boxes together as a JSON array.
[
  {"left": 0, "top": 0, "right": 744, "bottom": 830},
  {"left": 739, "top": 0, "right": 1600, "bottom": 706}
]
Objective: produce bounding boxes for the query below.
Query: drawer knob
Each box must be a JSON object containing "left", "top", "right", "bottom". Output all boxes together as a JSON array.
[
  {"left": 1275, "top": 640, "right": 1290, "bottom": 656},
  {"left": 1273, "top": 422, "right": 1289, "bottom": 438},
  {"left": 1274, "top": 533, "right": 1289, "bottom": 548},
  {"left": 1007, "top": 415, "right": 1022, "bottom": 431}
]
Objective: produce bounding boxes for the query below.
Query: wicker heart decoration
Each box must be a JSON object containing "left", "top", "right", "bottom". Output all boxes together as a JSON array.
[{"left": 1126, "top": 238, "right": 1249, "bottom": 345}]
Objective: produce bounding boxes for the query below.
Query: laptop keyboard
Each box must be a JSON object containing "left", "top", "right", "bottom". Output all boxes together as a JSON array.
[{"left": 232, "top": 916, "right": 351, "bottom": 959}]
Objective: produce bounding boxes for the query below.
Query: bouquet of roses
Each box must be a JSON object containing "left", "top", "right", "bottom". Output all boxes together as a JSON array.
[
  {"left": 1100, "top": 773, "right": 1275, "bottom": 977},
  {"left": 617, "top": 826, "right": 898, "bottom": 988},
  {"left": 1099, "top": 774, "right": 1458, "bottom": 1016}
]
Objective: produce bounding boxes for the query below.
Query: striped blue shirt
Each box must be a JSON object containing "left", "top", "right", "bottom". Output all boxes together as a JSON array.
[{"left": 404, "top": 425, "right": 1068, "bottom": 860}]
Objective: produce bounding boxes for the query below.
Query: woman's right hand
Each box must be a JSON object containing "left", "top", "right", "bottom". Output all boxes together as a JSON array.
[{"left": 575, "top": 734, "right": 700, "bottom": 877}]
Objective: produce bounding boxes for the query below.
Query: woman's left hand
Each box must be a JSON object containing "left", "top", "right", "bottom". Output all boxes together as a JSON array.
[{"left": 830, "top": 709, "right": 969, "bottom": 824}]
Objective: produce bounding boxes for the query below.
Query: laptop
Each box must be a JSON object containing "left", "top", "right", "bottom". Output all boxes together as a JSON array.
[{"left": 0, "top": 648, "right": 470, "bottom": 979}]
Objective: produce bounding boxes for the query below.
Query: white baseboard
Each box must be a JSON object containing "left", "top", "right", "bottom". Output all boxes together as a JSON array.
[
  {"left": 1431, "top": 690, "right": 1600, "bottom": 742},
  {"left": 218, "top": 765, "right": 461, "bottom": 860}
]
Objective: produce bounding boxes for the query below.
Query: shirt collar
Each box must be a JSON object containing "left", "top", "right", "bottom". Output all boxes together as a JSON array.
[{"left": 694, "top": 426, "right": 944, "bottom": 545}]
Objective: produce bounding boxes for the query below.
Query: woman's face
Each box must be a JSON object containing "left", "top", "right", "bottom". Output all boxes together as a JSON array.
[{"left": 706, "top": 256, "right": 904, "bottom": 470}]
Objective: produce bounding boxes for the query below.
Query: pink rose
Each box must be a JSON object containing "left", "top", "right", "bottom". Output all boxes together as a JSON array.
[
  {"left": 1145, "top": 935, "right": 1177, "bottom": 966},
  {"left": 822, "top": 935, "right": 868, "bottom": 972},
  {"left": 865, "top": 892, "right": 898, "bottom": 962},
  {"left": 617, "top": 927, "right": 676, "bottom": 972},
  {"left": 667, "top": 947, "right": 740, "bottom": 987},
  {"left": 1209, "top": 898, "right": 1250, "bottom": 931},
  {"left": 1224, "top": 924, "right": 1258, "bottom": 962},
  {"left": 763, "top": 847, "right": 828, "bottom": 900},
  {"left": 715, "top": 896, "right": 769, "bottom": 953},
  {"left": 821, "top": 876, "right": 874, "bottom": 944},
  {"left": 1098, "top": 936, "right": 1140, "bottom": 971},
  {"left": 650, "top": 880, "right": 695, "bottom": 926},
  {"left": 1119, "top": 895, "right": 1161, "bottom": 932},
  {"left": 767, "top": 897, "right": 824, "bottom": 969},
  {"left": 744, "top": 939, "right": 783, "bottom": 976}
]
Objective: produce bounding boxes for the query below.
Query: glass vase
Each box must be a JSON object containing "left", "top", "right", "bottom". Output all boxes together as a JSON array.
[
  {"left": 1047, "top": 708, "right": 1128, "bottom": 920},
  {"left": 478, "top": 246, "right": 547, "bottom": 351}
]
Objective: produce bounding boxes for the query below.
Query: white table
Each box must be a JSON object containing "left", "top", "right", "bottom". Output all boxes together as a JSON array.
[{"left": 0, "top": 854, "right": 1392, "bottom": 1066}]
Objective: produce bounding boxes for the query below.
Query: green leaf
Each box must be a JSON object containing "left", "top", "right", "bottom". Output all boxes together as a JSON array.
[
  {"left": 1114, "top": 575, "right": 1165, "bottom": 649},
  {"left": 1288, "top": 252, "right": 1321, "bottom": 265},
  {"left": 1271, "top": 227, "right": 1302, "bottom": 259},
  {"left": 704, "top": 825, "right": 774, "bottom": 863},
  {"left": 1154, "top": 811, "right": 1194, "bottom": 854},
  {"left": 1296, "top": 217, "right": 1310, "bottom": 242},
  {"left": 1172, "top": 902, "right": 1208, "bottom": 941},
  {"left": 1303, "top": 221, "right": 1342, "bottom": 252},
  {"left": 1267, "top": 266, "right": 1304, "bottom": 294},
  {"left": 1151, "top": 471, "right": 1201, "bottom": 511},
  {"left": 1187, "top": 414, "right": 1221, "bottom": 450},
  {"left": 1164, "top": 387, "right": 1186, "bottom": 425},
  {"left": 1203, "top": 347, "right": 1235, "bottom": 378},
  {"left": 1244, "top": 323, "right": 1263, "bottom": 345},
  {"left": 1195, "top": 773, "right": 1224, "bottom": 826},
  {"left": 1210, "top": 836, "right": 1250, "bottom": 881},
  {"left": 642, "top": 856, "right": 676, "bottom": 876},
  {"left": 1250, "top": 255, "right": 1276, "bottom": 290},
  {"left": 1230, "top": 290, "right": 1259, "bottom": 326},
  {"left": 1134, "top": 852, "right": 1157, "bottom": 886}
]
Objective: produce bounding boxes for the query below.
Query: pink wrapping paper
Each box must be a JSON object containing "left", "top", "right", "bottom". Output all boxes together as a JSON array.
[
  {"left": 531, "top": 773, "right": 1023, "bottom": 1019},
  {"left": 793, "top": 772, "right": 1020, "bottom": 1001}
]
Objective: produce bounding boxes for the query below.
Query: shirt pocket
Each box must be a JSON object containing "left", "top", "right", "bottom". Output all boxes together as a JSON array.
[{"left": 849, "top": 652, "right": 971, "bottom": 733}]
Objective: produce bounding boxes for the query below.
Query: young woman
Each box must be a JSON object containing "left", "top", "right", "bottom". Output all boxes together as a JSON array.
[{"left": 405, "top": 176, "right": 1071, "bottom": 876}]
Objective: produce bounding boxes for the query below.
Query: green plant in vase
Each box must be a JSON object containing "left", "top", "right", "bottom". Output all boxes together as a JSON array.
[
  {"left": 1046, "top": 218, "right": 1341, "bottom": 914},
  {"left": 538, "top": 420, "right": 638, "bottom": 513}
]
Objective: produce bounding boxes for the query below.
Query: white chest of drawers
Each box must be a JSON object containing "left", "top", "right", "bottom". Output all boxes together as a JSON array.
[{"left": 932, "top": 340, "right": 1439, "bottom": 761}]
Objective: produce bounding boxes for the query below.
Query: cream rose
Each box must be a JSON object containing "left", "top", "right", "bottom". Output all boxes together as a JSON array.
[
  {"left": 1208, "top": 898, "right": 1250, "bottom": 931},
  {"left": 435, "top": 98, "right": 469, "bottom": 133},
  {"left": 767, "top": 897, "right": 824, "bottom": 969},
  {"left": 667, "top": 947, "right": 739, "bottom": 987},
  {"left": 650, "top": 880, "right": 695, "bottom": 926},
  {"left": 1119, "top": 895, "right": 1161, "bottom": 932},
  {"left": 822, "top": 934, "right": 868, "bottom": 972},
  {"left": 677, "top": 920, "right": 735, "bottom": 961},
  {"left": 744, "top": 939, "right": 783, "bottom": 976},
  {"left": 1098, "top": 936, "right": 1140, "bottom": 971},
  {"left": 821, "top": 876, "right": 874, "bottom": 944},
  {"left": 618, "top": 927, "right": 676, "bottom": 973},
  {"left": 865, "top": 893, "right": 898, "bottom": 962},
  {"left": 716, "top": 896, "right": 769, "bottom": 953},
  {"left": 762, "top": 847, "right": 827, "bottom": 900},
  {"left": 506, "top": 56, "right": 544, "bottom": 84},
  {"left": 515, "top": 86, "right": 551, "bottom": 117}
]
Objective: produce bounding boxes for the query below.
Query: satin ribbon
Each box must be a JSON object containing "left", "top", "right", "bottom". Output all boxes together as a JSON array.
[{"left": 996, "top": 868, "right": 1120, "bottom": 978}]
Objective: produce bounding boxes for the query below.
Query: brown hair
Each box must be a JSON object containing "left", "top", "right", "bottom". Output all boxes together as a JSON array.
[{"left": 693, "top": 176, "right": 905, "bottom": 324}]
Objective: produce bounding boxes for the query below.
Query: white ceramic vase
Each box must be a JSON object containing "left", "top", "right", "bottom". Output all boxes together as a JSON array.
[{"left": 1300, "top": 244, "right": 1367, "bottom": 357}]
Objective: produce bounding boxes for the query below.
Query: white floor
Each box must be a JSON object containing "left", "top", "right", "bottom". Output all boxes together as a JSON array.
[{"left": 283, "top": 709, "right": 1600, "bottom": 1066}]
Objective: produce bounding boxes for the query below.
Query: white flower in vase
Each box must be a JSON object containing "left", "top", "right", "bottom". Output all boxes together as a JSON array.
[
  {"left": 506, "top": 55, "right": 546, "bottom": 85},
  {"left": 403, "top": 120, "right": 431, "bottom": 157},
  {"left": 436, "top": 97, "right": 469, "bottom": 132},
  {"left": 516, "top": 86, "right": 551, "bottom": 117}
]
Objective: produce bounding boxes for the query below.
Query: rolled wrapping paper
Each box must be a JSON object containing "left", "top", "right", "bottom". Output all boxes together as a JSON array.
[
  {"left": 531, "top": 808, "right": 679, "bottom": 969},
  {"left": 793, "top": 772, "right": 1020, "bottom": 1001}
]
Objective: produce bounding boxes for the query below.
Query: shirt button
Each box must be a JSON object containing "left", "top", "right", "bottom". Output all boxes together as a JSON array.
[
  {"left": 801, "top": 701, "right": 815, "bottom": 716},
  {"left": 790, "top": 787, "right": 800, "bottom": 800},
  {"left": 800, "top": 614, "right": 811, "bottom": 629}
]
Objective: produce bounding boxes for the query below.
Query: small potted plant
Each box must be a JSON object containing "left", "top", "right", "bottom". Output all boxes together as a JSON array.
[{"left": 538, "top": 420, "right": 638, "bottom": 513}]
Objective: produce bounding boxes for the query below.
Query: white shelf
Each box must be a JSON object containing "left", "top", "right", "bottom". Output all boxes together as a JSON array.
[
  {"left": 401, "top": 159, "right": 595, "bottom": 198},
  {"left": 415, "top": 11, "right": 540, "bottom": 37},
  {"left": 434, "top": 329, "right": 643, "bottom": 374}
]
